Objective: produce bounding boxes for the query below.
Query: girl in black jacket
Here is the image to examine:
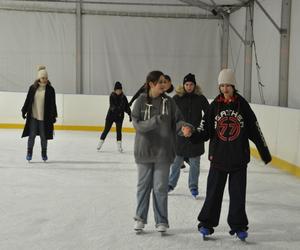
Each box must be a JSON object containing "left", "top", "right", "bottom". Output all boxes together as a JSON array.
[
  {"left": 21, "top": 66, "right": 57, "bottom": 162},
  {"left": 182, "top": 69, "right": 272, "bottom": 241},
  {"left": 97, "top": 82, "right": 131, "bottom": 152}
]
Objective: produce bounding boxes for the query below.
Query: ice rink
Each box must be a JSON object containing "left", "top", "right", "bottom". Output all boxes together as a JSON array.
[{"left": 0, "top": 129, "right": 300, "bottom": 250}]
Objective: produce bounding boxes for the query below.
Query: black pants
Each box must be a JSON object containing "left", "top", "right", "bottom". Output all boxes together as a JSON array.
[
  {"left": 100, "top": 119, "right": 123, "bottom": 141},
  {"left": 198, "top": 166, "right": 248, "bottom": 232}
]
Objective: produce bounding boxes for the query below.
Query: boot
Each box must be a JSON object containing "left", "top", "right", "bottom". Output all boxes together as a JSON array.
[
  {"left": 134, "top": 221, "right": 145, "bottom": 231},
  {"left": 117, "top": 140, "right": 123, "bottom": 153},
  {"left": 97, "top": 139, "right": 104, "bottom": 151},
  {"left": 42, "top": 149, "right": 48, "bottom": 162},
  {"left": 26, "top": 148, "right": 33, "bottom": 161}
]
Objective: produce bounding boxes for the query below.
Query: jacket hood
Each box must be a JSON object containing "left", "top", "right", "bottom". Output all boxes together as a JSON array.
[{"left": 175, "top": 84, "right": 202, "bottom": 97}]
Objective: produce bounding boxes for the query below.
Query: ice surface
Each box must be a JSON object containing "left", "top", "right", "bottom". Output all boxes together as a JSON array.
[{"left": 0, "top": 129, "right": 300, "bottom": 250}]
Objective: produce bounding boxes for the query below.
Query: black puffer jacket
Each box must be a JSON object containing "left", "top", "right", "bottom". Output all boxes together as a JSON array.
[
  {"left": 173, "top": 85, "right": 209, "bottom": 157},
  {"left": 106, "top": 92, "right": 131, "bottom": 122},
  {"left": 191, "top": 93, "right": 272, "bottom": 171},
  {"left": 21, "top": 81, "right": 57, "bottom": 140}
]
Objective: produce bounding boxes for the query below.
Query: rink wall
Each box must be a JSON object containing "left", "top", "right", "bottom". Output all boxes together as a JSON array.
[{"left": 0, "top": 91, "right": 299, "bottom": 177}]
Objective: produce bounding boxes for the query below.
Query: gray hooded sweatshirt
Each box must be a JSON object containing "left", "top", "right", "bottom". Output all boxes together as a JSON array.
[{"left": 132, "top": 93, "right": 184, "bottom": 164}]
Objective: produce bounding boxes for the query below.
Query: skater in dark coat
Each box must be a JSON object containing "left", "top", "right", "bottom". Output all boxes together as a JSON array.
[
  {"left": 182, "top": 69, "right": 272, "bottom": 240},
  {"left": 21, "top": 65, "right": 57, "bottom": 161},
  {"left": 168, "top": 73, "right": 209, "bottom": 198},
  {"left": 97, "top": 81, "right": 131, "bottom": 152}
]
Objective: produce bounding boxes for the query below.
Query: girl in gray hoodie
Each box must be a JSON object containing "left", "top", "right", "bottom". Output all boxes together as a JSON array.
[{"left": 132, "top": 71, "right": 184, "bottom": 233}]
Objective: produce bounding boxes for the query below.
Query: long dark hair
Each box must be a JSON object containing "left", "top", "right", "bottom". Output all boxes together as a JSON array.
[{"left": 145, "top": 70, "right": 164, "bottom": 104}]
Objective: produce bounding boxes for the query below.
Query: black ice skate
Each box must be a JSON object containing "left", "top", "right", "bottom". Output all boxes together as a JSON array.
[{"left": 41, "top": 149, "right": 48, "bottom": 162}]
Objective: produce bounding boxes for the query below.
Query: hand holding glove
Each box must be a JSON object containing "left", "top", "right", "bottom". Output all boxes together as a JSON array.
[{"left": 22, "top": 112, "right": 27, "bottom": 119}]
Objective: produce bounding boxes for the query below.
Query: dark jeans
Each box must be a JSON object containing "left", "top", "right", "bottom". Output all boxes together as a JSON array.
[
  {"left": 100, "top": 119, "right": 123, "bottom": 141},
  {"left": 198, "top": 166, "right": 248, "bottom": 231},
  {"left": 27, "top": 118, "right": 47, "bottom": 150}
]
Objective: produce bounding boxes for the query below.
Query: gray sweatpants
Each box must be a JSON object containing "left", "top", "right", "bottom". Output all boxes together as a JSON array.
[{"left": 134, "top": 163, "right": 170, "bottom": 227}]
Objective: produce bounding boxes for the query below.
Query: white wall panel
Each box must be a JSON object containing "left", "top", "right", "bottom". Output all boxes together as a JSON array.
[
  {"left": 1, "top": 91, "right": 299, "bottom": 168},
  {"left": 0, "top": 10, "right": 76, "bottom": 94},
  {"left": 228, "top": 8, "right": 246, "bottom": 94},
  {"left": 82, "top": 15, "right": 221, "bottom": 97},
  {"left": 289, "top": 0, "right": 300, "bottom": 109}
]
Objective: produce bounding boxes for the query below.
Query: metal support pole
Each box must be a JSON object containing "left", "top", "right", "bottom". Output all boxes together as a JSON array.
[
  {"left": 221, "top": 14, "right": 229, "bottom": 69},
  {"left": 279, "top": 0, "right": 291, "bottom": 107},
  {"left": 76, "top": 0, "right": 82, "bottom": 94},
  {"left": 243, "top": 1, "right": 254, "bottom": 102}
]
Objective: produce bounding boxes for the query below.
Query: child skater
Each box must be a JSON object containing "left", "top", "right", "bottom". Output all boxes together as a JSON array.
[
  {"left": 97, "top": 81, "right": 131, "bottom": 152},
  {"left": 182, "top": 69, "right": 272, "bottom": 240},
  {"left": 21, "top": 65, "right": 57, "bottom": 162},
  {"left": 132, "top": 70, "right": 184, "bottom": 234}
]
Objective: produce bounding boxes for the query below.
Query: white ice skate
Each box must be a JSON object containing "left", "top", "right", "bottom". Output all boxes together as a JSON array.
[
  {"left": 97, "top": 139, "right": 104, "bottom": 151},
  {"left": 157, "top": 225, "right": 167, "bottom": 235},
  {"left": 117, "top": 141, "right": 123, "bottom": 153},
  {"left": 134, "top": 221, "right": 144, "bottom": 234}
]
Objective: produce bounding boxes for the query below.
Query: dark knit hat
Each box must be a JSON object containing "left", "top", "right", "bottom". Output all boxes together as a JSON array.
[
  {"left": 114, "top": 81, "right": 122, "bottom": 90},
  {"left": 183, "top": 73, "right": 196, "bottom": 85}
]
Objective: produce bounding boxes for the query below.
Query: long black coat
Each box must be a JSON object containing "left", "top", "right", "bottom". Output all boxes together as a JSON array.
[
  {"left": 106, "top": 92, "right": 131, "bottom": 123},
  {"left": 21, "top": 81, "right": 57, "bottom": 140},
  {"left": 173, "top": 85, "right": 209, "bottom": 157}
]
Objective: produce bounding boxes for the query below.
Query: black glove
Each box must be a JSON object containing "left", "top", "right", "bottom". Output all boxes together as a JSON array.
[
  {"left": 22, "top": 112, "right": 26, "bottom": 119},
  {"left": 52, "top": 117, "right": 57, "bottom": 124},
  {"left": 129, "top": 115, "right": 132, "bottom": 122}
]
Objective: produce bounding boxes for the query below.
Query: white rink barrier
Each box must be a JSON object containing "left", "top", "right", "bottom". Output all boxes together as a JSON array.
[{"left": 0, "top": 91, "right": 299, "bottom": 176}]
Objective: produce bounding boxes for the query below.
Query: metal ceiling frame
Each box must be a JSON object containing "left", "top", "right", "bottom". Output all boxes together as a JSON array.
[{"left": 0, "top": 0, "right": 293, "bottom": 104}]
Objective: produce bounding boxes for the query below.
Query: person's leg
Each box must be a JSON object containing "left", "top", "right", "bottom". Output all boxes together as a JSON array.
[
  {"left": 152, "top": 162, "right": 170, "bottom": 228},
  {"left": 38, "top": 120, "right": 48, "bottom": 160},
  {"left": 168, "top": 155, "right": 184, "bottom": 190},
  {"left": 198, "top": 167, "right": 228, "bottom": 229},
  {"left": 97, "top": 120, "right": 113, "bottom": 150},
  {"left": 227, "top": 167, "right": 249, "bottom": 233},
  {"left": 188, "top": 156, "right": 200, "bottom": 191},
  {"left": 116, "top": 120, "right": 123, "bottom": 141},
  {"left": 100, "top": 119, "right": 113, "bottom": 140},
  {"left": 134, "top": 163, "right": 154, "bottom": 225},
  {"left": 27, "top": 118, "right": 38, "bottom": 158},
  {"left": 116, "top": 121, "right": 123, "bottom": 152}
]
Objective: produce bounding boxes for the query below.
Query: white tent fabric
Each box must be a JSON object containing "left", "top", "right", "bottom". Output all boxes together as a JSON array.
[
  {"left": 82, "top": 16, "right": 222, "bottom": 96},
  {"left": 0, "top": 0, "right": 300, "bottom": 108},
  {"left": 0, "top": 10, "right": 76, "bottom": 94}
]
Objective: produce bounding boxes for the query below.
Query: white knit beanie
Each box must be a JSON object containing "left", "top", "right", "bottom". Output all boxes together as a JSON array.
[
  {"left": 218, "top": 68, "right": 235, "bottom": 85},
  {"left": 37, "top": 65, "right": 48, "bottom": 79}
]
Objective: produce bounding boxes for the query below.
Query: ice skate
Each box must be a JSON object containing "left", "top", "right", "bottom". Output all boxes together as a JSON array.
[
  {"left": 230, "top": 230, "right": 248, "bottom": 241},
  {"left": 97, "top": 139, "right": 104, "bottom": 151},
  {"left": 229, "top": 229, "right": 248, "bottom": 241},
  {"left": 157, "top": 225, "right": 167, "bottom": 236},
  {"left": 134, "top": 221, "right": 144, "bottom": 234},
  {"left": 41, "top": 149, "right": 48, "bottom": 162},
  {"left": 26, "top": 149, "right": 32, "bottom": 162},
  {"left": 191, "top": 188, "right": 199, "bottom": 199},
  {"left": 117, "top": 140, "right": 123, "bottom": 153},
  {"left": 168, "top": 185, "right": 174, "bottom": 193},
  {"left": 199, "top": 226, "right": 213, "bottom": 240}
]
